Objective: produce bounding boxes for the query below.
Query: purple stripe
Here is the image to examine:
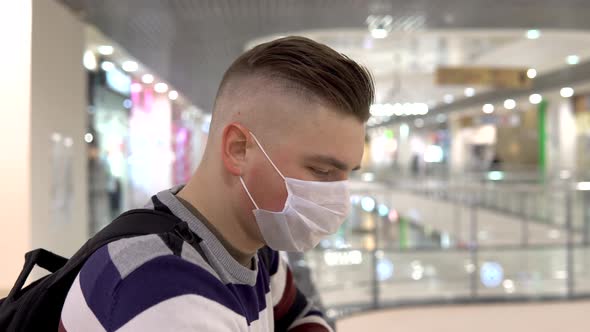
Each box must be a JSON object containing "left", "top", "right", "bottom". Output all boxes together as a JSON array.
[
  {"left": 268, "top": 249, "right": 280, "bottom": 275},
  {"left": 79, "top": 244, "right": 276, "bottom": 329},
  {"left": 226, "top": 259, "right": 271, "bottom": 325},
  {"left": 79, "top": 245, "right": 122, "bottom": 329},
  {"left": 108, "top": 255, "right": 245, "bottom": 330},
  {"left": 306, "top": 309, "right": 324, "bottom": 318}
]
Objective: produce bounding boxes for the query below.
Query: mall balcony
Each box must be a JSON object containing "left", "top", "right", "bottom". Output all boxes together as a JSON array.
[{"left": 1, "top": 1, "right": 590, "bottom": 331}]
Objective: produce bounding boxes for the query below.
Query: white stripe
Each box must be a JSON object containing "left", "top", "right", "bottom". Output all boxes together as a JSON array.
[
  {"left": 60, "top": 274, "right": 106, "bottom": 332},
  {"left": 288, "top": 315, "right": 333, "bottom": 332},
  {"left": 247, "top": 292, "right": 275, "bottom": 332},
  {"left": 116, "top": 294, "right": 250, "bottom": 332},
  {"left": 270, "top": 257, "right": 288, "bottom": 306}
]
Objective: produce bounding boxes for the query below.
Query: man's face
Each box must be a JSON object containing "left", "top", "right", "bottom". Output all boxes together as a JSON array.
[{"left": 241, "top": 93, "right": 365, "bottom": 213}]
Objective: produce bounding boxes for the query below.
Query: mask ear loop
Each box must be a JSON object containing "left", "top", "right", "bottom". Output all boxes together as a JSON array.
[
  {"left": 239, "top": 176, "right": 260, "bottom": 209},
  {"left": 249, "top": 132, "right": 286, "bottom": 180}
]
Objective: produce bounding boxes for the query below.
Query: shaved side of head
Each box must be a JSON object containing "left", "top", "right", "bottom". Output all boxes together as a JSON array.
[
  {"left": 209, "top": 74, "right": 323, "bottom": 145},
  {"left": 200, "top": 35, "right": 374, "bottom": 166}
]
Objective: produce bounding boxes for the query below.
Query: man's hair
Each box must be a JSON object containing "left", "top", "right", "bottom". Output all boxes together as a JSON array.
[{"left": 215, "top": 36, "right": 375, "bottom": 122}]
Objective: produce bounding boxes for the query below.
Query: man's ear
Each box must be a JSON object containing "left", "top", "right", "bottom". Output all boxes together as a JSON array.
[{"left": 221, "top": 123, "right": 250, "bottom": 176}]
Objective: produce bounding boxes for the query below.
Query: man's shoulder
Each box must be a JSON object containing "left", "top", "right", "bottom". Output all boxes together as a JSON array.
[
  {"left": 81, "top": 234, "right": 221, "bottom": 285},
  {"left": 61, "top": 235, "right": 246, "bottom": 331}
]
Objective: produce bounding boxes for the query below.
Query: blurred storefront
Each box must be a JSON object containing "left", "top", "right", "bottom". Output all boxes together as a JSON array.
[
  {"left": 574, "top": 94, "right": 590, "bottom": 173},
  {"left": 366, "top": 119, "right": 450, "bottom": 178},
  {"left": 87, "top": 63, "right": 131, "bottom": 234},
  {"left": 450, "top": 104, "right": 541, "bottom": 175},
  {"left": 83, "top": 29, "right": 209, "bottom": 234}
]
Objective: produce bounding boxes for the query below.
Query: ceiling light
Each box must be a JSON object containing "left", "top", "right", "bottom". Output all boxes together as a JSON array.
[
  {"left": 464, "top": 87, "right": 475, "bottom": 97},
  {"left": 502, "top": 279, "right": 515, "bottom": 290},
  {"left": 131, "top": 82, "right": 142, "bottom": 93},
  {"left": 371, "top": 28, "right": 388, "bottom": 39},
  {"left": 483, "top": 104, "right": 494, "bottom": 114},
  {"left": 400, "top": 123, "right": 410, "bottom": 139},
  {"left": 84, "top": 133, "right": 94, "bottom": 143},
  {"left": 122, "top": 61, "right": 138, "bottom": 72},
  {"left": 141, "top": 74, "right": 154, "bottom": 84},
  {"left": 361, "top": 197, "right": 376, "bottom": 212},
  {"left": 97, "top": 45, "right": 114, "bottom": 55},
  {"left": 168, "top": 90, "right": 179, "bottom": 100},
  {"left": 527, "top": 68, "right": 537, "bottom": 79},
  {"left": 83, "top": 51, "right": 97, "bottom": 71},
  {"left": 64, "top": 137, "right": 73, "bottom": 147},
  {"left": 444, "top": 94, "right": 454, "bottom": 104},
  {"left": 123, "top": 99, "right": 133, "bottom": 109},
  {"left": 529, "top": 93, "right": 543, "bottom": 105},
  {"left": 100, "top": 61, "right": 115, "bottom": 72},
  {"left": 526, "top": 29, "right": 541, "bottom": 40},
  {"left": 566, "top": 55, "right": 580, "bottom": 65},
  {"left": 560, "top": 87, "right": 574, "bottom": 98},
  {"left": 414, "top": 118, "right": 424, "bottom": 128},
  {"left": 548, "top": 229, "right": 561, "bottom": 239},
  {"left": 393, "top": 103, "right": 404, "bottom": 116},
  {"left": 362, "top": 172, "right": 375, "bottom": 182},
  {"left": 154, "top": 82, "right": 168, "bottom": 93},
  {"left": 504, "top": 99, "right": 516, "bottom": 110},
  {"left": 416, "top": 103, "right": 429, "bottom": 115}
]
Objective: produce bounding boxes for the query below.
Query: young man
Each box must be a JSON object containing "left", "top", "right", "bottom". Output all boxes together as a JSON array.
[{"left": 60, "top": 36, "right": 374, "bottom": 331}]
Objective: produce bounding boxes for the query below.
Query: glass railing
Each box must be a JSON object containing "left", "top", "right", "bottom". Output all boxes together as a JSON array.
[{"left": 304, "top": 181, "right": 590, "bottom": 320}]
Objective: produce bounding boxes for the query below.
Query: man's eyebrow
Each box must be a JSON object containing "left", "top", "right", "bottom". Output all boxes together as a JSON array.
[{"left": 305, "top": 155, "right": 359, "bottom": 171}]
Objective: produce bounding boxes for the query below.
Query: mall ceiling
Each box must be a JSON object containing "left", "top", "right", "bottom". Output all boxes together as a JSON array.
[{"left": 61, "top": 0, "right": 590, "bottom": 112}]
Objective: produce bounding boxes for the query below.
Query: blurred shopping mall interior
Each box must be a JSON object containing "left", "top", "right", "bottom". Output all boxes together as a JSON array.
[{"left": 2, "top": 1, "right": 590, "bottom": 331}]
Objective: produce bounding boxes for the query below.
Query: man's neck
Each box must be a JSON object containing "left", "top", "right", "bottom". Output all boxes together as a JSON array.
[{"left": 176, "top": 168, "right": 261, "bottom": 268}]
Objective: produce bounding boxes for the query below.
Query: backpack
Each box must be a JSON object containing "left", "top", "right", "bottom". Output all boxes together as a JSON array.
[{"left": 0, "top": 209, "right": 201, "bottom": 331}]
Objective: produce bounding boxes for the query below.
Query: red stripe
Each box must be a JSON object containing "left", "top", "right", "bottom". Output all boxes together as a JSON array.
[
  {"left": 273, "top": 267, "right": 296, "bottom": 320},
  {"left": 289, "top": 322, "right": 331, "bottom": 332}
]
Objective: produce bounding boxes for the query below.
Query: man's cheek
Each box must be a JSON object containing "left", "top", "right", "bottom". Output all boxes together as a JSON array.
[{"left": 259, "top": 182, "right": 288, "bottom": 212}]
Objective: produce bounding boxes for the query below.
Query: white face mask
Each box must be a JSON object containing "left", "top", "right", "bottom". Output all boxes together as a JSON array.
[{"left": 239, "top": 132, "right": 351, "bottom": 252}]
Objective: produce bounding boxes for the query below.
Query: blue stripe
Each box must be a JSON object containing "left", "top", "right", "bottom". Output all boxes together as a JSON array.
[
  {"left": 78, "top": 239, "right": 276, "bottom": 329},
  {"left": 306, "top": 309, "right": 324, "bottom": 318},
  {"left": 108, "top": 255, "right": 245, "bottom": 330},
  {"left": 79, "top": 246, "right": 122, "bottom": 329},
  {"left": 268, "top": 249, "right": 280, "bottom": 276},
  {"left": 226, "top": 258, "right": 271, "bottom": 325}
]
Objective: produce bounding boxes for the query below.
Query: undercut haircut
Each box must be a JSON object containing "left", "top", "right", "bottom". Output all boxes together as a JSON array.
[{"left": 215, "top": 36, "right": 375, "bottom": 122}]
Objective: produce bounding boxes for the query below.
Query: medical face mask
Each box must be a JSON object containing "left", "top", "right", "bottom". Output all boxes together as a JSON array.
[{"left": 239, "top": 132, "right": 351, "bottom": 252}]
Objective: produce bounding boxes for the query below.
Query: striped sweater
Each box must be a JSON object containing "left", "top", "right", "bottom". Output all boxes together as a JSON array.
[{"left": 59, "top": 187, "right": 332, "bottom": 331}]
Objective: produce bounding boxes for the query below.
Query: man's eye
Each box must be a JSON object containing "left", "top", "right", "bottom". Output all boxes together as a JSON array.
[{"left": 309, "top": 167, "right": 331, "bottom": 176}]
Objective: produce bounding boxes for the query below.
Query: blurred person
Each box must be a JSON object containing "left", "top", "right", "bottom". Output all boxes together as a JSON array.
[
  {"left": 60, "top": 36, "right": 374, "bottom": 331},
  {"left": 489, "top": 153, "right": 503, "bottom": 172},
  {"left": 108, "top": 177, "right": 123, "bottom": 219},
  {"left": 411, "top": 154, "right": 421, "bottom": 176},
  {"left": 87, "top": 136, "right": 112, "bottom": 236}
]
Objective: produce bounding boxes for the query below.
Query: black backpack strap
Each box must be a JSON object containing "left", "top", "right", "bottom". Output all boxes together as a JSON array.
[
  {"left": 3, "top": 209, "right": 182, "bottom": 306},
  {"left": 5, "top": 250, "right": 68, "bottom": 303},
  {"left": 59, "top": 209, "right": 184, "bottom": 279}
]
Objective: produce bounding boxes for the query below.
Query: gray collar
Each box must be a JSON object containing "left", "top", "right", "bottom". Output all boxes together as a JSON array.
[{"left": 155, "top": 186, "right": 258, "bottom": 286}]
